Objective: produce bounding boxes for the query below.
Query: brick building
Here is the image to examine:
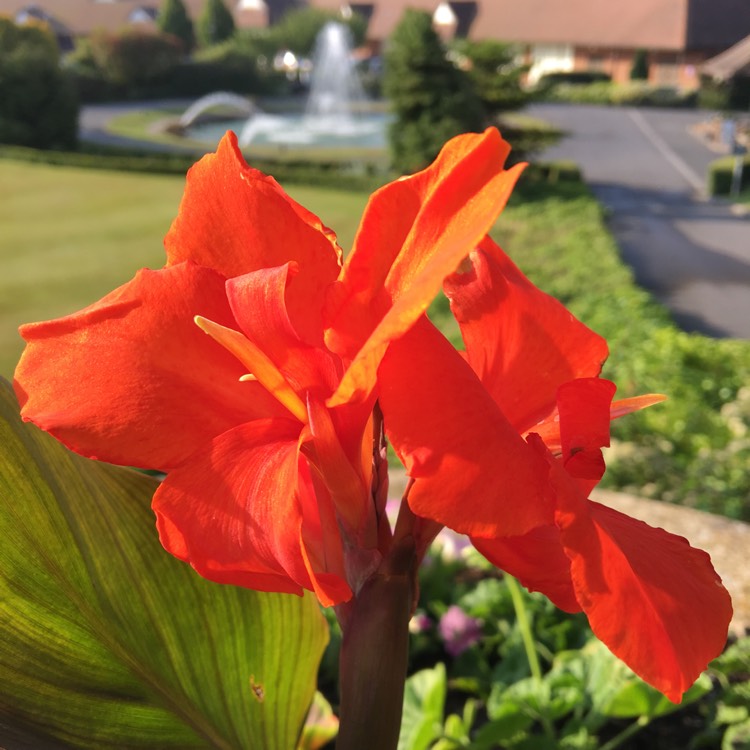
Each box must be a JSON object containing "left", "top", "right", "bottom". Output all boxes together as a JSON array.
[{"left": 3, "top": 0, "right": 750, "bottom": 88}]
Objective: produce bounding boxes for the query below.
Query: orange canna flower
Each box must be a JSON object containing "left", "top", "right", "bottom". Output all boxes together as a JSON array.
[
  {"left": 415, "top": 236, "right": 729, "bottom": 702},
  {"left": 14, "top": 128, "right": 531, "bottom": 605},
  {"left": 13, "top": 128, "right": 731, "bottom": 703}
]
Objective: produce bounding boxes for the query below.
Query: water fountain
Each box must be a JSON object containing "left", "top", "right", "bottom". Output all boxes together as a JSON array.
[
  {"left": 302, "top": 22, "right": 369, "bottom": 131},
  {"left": 182, "top": 22, "right": 387, "bottom": 150},
  {"left": 178, "top": 92, "right": 256, "bottom": 129}
]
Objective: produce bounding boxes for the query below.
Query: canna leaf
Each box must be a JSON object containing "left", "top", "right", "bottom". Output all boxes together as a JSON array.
[{"left": 0, "top": 377, "right": 328, "bottom": 749}]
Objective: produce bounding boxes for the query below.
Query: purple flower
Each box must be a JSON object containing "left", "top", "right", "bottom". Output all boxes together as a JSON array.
[{"left": 438, "top": 605, "right": 483, "bottom": 657}]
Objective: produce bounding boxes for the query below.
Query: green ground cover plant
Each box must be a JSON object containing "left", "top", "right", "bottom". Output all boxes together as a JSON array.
[
  {"left": 3, "top": 158, "right": 749, "bottom": 522},
  {"left": 339, "top": 543, "right": 750, "bottom": 750}
]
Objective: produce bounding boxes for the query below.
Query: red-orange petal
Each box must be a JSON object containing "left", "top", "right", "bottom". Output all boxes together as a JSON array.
[
  {"left": 14, "top": 262, "right": 284, "bottom": 470},
  {"left": 471, "top": 526, "right": 581, "bottom": 613},
  {"left": 444, "top": 237, "right": 609, "bottom": 435},
  {"left": 530, "top": 393, "right": 668, "bottom": 457},
  {"left": 164, "top": 132, "right": 341, "bottom": 347},
  {"left": 378, "top": 317, "right": 553, "bottom": 538},
  {"left": 547, "top": 450, "right": 732, "bottom": 702},
  {"left": 326, "top": 128, "right": 523, "bottom": 406},
  {"left": 225, "top": 264, "right": 340, "bottom": 400},
  {"left": 305, "top": 396, "right": 373, "bottom": 542},
  {"left": 153, "top": 418, "right": 351, "bottom": 607},
  {"left": 557, "top": 378, "right": 616, "bottom": 481}
]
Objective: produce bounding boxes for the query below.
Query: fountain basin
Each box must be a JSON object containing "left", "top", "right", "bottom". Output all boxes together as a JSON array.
[{"left": 185, "top": 109, "right": 389, "bottom": 150}]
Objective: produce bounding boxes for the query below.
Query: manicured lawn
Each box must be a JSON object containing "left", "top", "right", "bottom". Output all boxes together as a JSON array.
[{"left": 0, "top": 158, "right": 368, "bottom": 378}]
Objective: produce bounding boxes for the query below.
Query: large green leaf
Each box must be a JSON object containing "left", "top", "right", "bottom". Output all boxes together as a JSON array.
[{"left": 0, "top": 378, "right": 328, "bottom": 749}]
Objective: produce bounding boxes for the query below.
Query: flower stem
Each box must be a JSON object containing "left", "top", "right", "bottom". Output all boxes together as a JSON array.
[
  {"left": 335, "top": 535, "right": 417, "bottom": 750},
  {"left": 598, "top": 716, "right": 650, "bottom": 750},
  {"left": 505, "top": 574, "right": 542, "bottom": 681}
]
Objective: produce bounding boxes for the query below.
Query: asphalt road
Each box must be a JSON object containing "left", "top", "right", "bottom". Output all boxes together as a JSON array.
[{"left": 528, "top": 104, "right": 750, "bottom": 339}]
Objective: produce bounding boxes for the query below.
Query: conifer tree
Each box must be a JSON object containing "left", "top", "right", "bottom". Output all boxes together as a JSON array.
[
  {"left": 197, "top": 0, "right": 236, "bottom": 48},
  {"left": 383, "top": 9, "right": 484, "bottom": 174},
  {"left": 630, "top": 48, "right": 650, "bottom": 80},
  {"left": 158, "top": 0, "right": 195, "bottom": 53}
]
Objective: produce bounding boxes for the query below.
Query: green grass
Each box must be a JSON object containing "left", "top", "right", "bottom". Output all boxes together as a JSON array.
[{"left": 0, "top": 159, "right": 368, "bottom": 378}]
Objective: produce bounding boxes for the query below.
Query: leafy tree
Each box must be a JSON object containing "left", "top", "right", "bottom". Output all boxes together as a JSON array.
[
  {"left": 383, "top": 9, "right": 484, "bottom": 174},
  {"left": 630, "top": 48, "right": 649, "bottom": 81},
  {"left": 197, "top": 0, "right": 236, "bottom": 48},
  {"left": 89, "top": 29, "right": 182, "bottom": 89},
  {"left": 158, "top": 0, "right": 195, "bottom": 53},
  {"left": 451, "top": 39, "right": 529, "bottom": 117},
  {"left": 270, "top": 7, "right": 366, "bottom": 57},
  {"left": 0, "top": 17, "right": 78, "bottom": 149}
]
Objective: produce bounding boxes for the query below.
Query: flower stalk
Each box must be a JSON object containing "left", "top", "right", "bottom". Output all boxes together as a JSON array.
[
  {"left": 505, "top": 573, "right": 542, "bottom": 682},
  {"left": 335, "top": 534, "right": 417, "bottom": 750}
]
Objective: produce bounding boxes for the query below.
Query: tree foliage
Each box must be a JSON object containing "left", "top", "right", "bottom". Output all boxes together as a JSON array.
[
  {"left": 270, "top": 7, "right": 366, "bottom": 57},
  {"left": 88, "top": 29, "right": 182, "bottom": 88},
  {"left": 158, "top": 0, "right": 195, "bottom": 52},
  {"left": 451, "top": 39, "right": 529, "bottom": 117},
  {"left": 197, "top": 0, "right": 236, "bottom": 48},
  {"left": 630, "top": 48, "right": 650, "bottom": 81},
  {"left": 383, "top": 9, "right": 484, "bottom": 174},
  {"left": 0, "top": 18, "right": 78, "bottom": 149}
]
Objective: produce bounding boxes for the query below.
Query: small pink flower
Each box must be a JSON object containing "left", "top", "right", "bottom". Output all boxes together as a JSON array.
[{"left": 439, "top": 605, "right": 483, "bottom": 657}]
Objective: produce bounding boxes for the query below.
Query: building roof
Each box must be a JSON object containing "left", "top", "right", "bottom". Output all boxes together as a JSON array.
[
  {"left": 312, "top": 0, "right": 750, "bottom": 52},
  {"left": 2, "top": 0, "right": 750, "bottom": 52},
  {"left": 470, "top": 0, "right": 688, "bottom": 49},
  {"left": 701, "top": 33, "right": 750, "bottom": 81},
  {"left": 0, "top": 0, "right": 298, "bottom": 36}
]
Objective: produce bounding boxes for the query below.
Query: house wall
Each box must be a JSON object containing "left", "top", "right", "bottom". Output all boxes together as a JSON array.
[
  {"left": 526, "top": 44, "right": 575, "bottom": 84},
  {"left": 569, "top": 47, "right": 705, "bottom": 88}
]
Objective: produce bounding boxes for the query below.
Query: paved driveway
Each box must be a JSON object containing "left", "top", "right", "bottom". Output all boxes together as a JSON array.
[{"left": 528, "top": 104, "right": 750, "bottom": 339}]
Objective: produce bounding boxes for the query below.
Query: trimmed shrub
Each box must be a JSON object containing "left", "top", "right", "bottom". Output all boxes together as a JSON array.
[
  {"left": 539, "top": 80, "right": 696, "bottom": 108},
  {"left": 88, "top": 29, "right": 182, "bottom": 89},
  {"left": 0, "top": 143, "right": 387, "bottom": 192},
  {"left": 0, "top": 17, "right": 78, "bottom": 149},
  {"left": 536, "top": 70, "right": 611, "bottom": 87},
  {"left": 707, "top": 153, "right": 750, "bottom": 196}
]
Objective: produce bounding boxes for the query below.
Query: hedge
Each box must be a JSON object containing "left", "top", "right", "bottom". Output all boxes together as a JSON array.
[
  {"left": 0, "top": 140, "right": 583, "bottom": 193},
  {"left": 707, "top": 153, "right": 750, "bottom": 197},
  {"left": 0, "top": 142, "right": 389, "bottom": 191},
  {"left": 536, "top": 80, "right": 697, "bottom": 108}
]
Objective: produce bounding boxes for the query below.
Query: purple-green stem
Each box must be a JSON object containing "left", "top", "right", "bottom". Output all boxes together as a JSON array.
[{"left": 335, "top": 534, "right": 417, "bottom": 750}]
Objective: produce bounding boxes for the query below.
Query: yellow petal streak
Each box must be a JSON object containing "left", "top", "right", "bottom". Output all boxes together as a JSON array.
[{"left": 194, "top": 316, "right": 308, "bottom": 424}]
